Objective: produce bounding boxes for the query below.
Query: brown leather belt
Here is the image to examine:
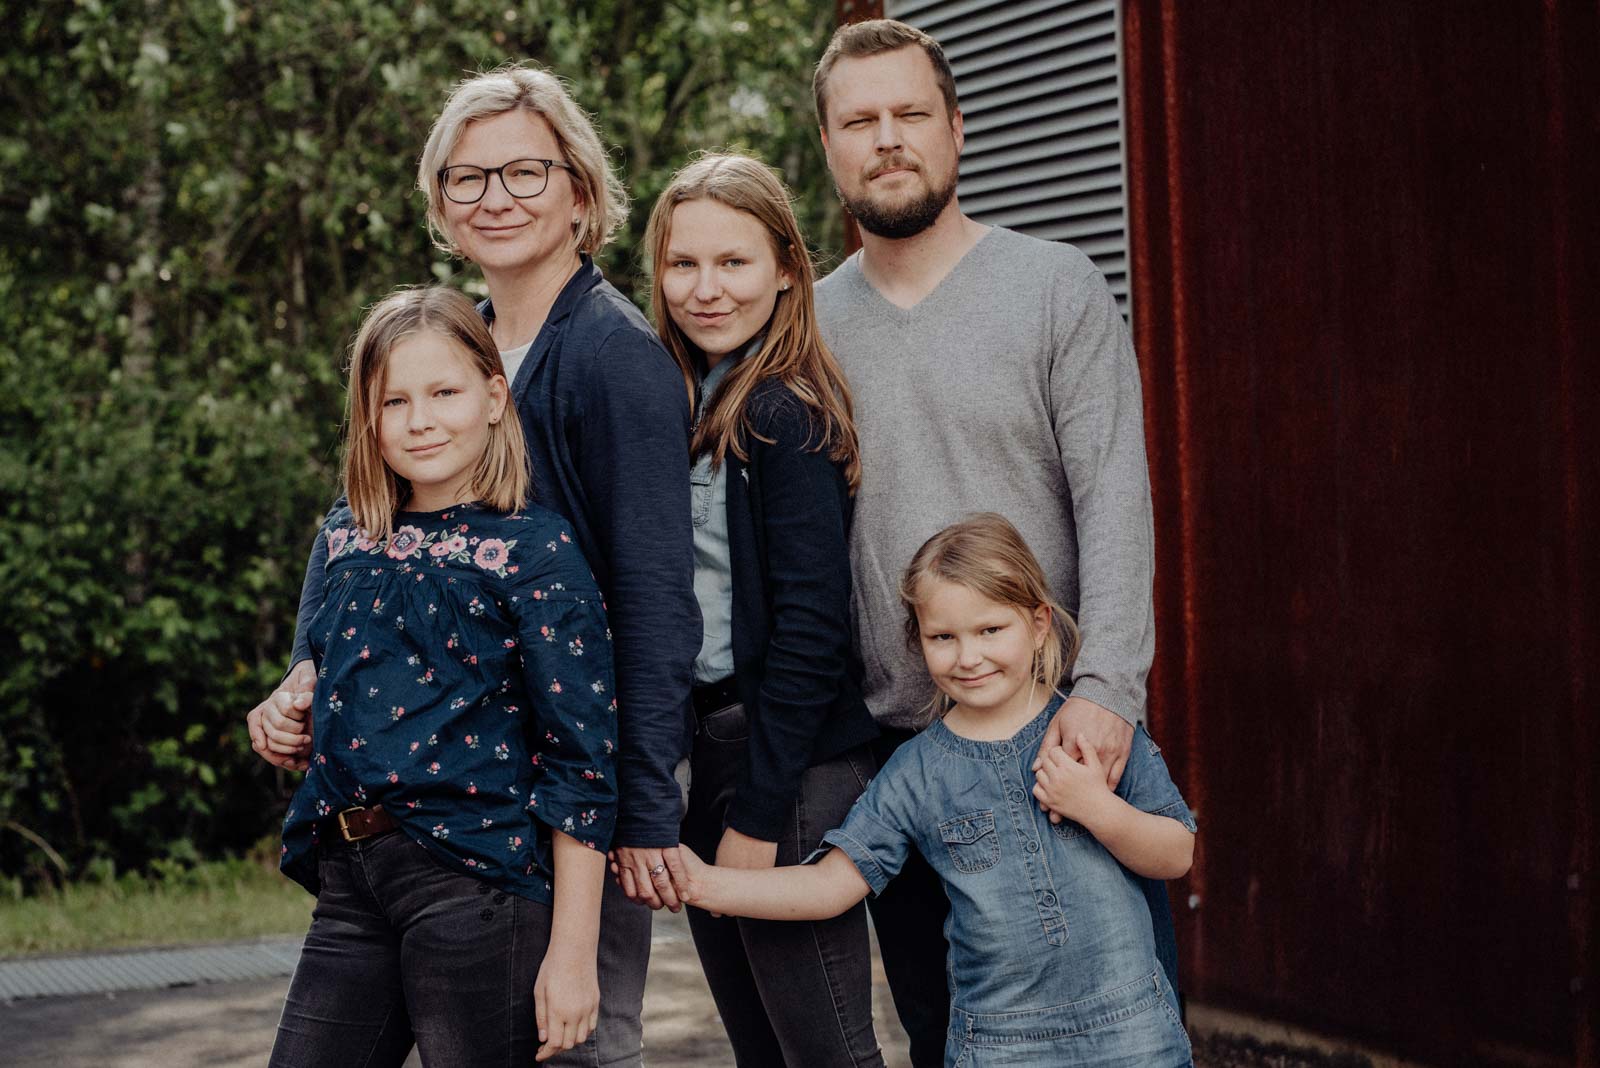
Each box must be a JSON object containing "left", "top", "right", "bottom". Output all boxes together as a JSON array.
[{"left": 335, "top": 804, "right": 398, "bottom": 843}]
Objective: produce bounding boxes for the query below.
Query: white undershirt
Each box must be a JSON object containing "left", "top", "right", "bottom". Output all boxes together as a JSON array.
[{"left": 499, "top": 342, "right": 532, "bottom": 387}]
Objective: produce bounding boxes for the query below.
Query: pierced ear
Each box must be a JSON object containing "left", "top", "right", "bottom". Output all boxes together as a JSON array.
[{"left": 486, "top": 373, "right": 510, "bottom": 423}]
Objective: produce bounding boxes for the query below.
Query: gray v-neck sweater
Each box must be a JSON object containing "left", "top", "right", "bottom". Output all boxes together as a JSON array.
[{"left": 816, "top": 227, "right": 1154, "bottom": 728}]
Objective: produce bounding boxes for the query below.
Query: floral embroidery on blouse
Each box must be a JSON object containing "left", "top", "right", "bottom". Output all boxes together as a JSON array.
[
  {"left": 328, "top": 518, "right": 522, "bottom": 579},
  {"left": 281, "top": 503, "right": 618, "bottom": 906}
]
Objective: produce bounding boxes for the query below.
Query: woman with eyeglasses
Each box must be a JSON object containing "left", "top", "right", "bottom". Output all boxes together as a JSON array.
[{"left": 247, "top": 64, "right": 699, "bottom": 1067}]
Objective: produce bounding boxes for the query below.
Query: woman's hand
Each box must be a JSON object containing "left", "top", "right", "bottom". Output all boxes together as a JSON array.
[
  {"left": 613, "top": 845, "right": 683, "bottom": 911},
  {"left": 1032, "top": 734, "right": 1115, "bottom": 828},
  {"left": 714, "top": 827, "right": 777, "bottom": 870},
  {"left": 533, "top": 940, "right": 600, "bottom": 1062}
]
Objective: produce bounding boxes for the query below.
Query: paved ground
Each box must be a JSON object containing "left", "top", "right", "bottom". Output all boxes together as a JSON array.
[
  {"left": 0, "top": 909, "right": 1405, "bottom": 1067},
  {"left": 0, "top": 908, "right": 912, "bottom": 1068}
]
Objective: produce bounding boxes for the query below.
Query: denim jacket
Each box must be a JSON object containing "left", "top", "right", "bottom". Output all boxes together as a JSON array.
[{"left": 822, "top": 693, "right": 1196, "bottom": 1064}]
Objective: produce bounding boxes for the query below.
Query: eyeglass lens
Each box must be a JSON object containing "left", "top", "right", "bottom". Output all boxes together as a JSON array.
[{"left": 442, "top": 160, "right": 552, "bottom": 203}]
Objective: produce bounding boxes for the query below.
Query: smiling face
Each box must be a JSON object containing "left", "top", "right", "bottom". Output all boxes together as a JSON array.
[
  {"left": 440, "top": 109, "right": 582, "bottom": 276},
  {"left": 660, "top": 198, "right": 792, "bottom": 361},
  {"left": 820, "top": 45, "right": 962, "bottom": 239},
  {"left": 377, "top": 329, "right": 508, "bottom": 513},
  {"left": 914, "top": 576, "right": 1051, "bottom": 726}
]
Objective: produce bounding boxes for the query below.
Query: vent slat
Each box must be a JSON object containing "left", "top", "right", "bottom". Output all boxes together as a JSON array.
[{"left": 885, "top": 0, "right": 1130, "bottom": 317}]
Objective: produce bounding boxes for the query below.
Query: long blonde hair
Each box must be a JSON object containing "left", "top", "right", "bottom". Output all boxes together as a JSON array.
[
  {"left": 644, "top": 153, "right": 861, "bottom": 491},
  {"left": 343, "top": 287, "right": 529, "bottom": 541},
  {"left": 417, "top": 62, "right": 628, "bottom": 259},
  {"left": 900, "top": 513, "right": 1081, "bottom": 717}
]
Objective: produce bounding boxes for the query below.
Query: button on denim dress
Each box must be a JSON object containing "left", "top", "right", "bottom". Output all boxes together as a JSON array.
[{"left": 822, "top": 693, "right": 1197, "bottom": 1067}]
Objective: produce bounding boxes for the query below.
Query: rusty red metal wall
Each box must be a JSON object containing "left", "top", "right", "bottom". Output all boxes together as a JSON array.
[{"left": 1123, "top": 2, "right": 1600, "bottom": 1064}]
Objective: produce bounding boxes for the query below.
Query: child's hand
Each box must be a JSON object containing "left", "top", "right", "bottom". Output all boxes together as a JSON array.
[
  {"left": 1032, "top": 734, "right": 1114, "bottom": 827},
  {"left": 661, "top": 844, "right": 714, "bottom": 914},
  {"left": 533, "top": 942, "right": 600, "bottom": 1061}
]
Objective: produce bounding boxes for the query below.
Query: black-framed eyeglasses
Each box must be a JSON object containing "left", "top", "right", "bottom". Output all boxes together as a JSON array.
[{"left": 436, "top": 158, "right": 574, "bottom": 204}]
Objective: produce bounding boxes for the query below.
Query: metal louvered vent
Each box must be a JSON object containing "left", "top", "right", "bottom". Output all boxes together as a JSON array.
[{"left": 886, "top": 0, "right": 1131, "bottom": 319}]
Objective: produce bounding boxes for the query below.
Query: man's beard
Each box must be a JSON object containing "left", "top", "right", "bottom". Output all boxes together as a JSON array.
[{"left": 838, "top": 164, "right": 959, "bottom": 240}]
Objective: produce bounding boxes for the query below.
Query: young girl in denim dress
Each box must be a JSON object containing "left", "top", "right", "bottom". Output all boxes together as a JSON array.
[
  {"left": 666, "top": 513, "right": 1198, "bottom": 1067},
  {"left": 270, "top": 287, "right": 616, "bottom": 1067}
]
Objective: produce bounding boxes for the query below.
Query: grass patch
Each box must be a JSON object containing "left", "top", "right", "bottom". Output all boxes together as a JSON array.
[{"left": 0, "top": 851, "right": 312, "bottom": 958}]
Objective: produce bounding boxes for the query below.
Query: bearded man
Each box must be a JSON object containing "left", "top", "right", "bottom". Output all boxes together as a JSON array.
[{"left": 811, "top": 20, "right": 1171, "bottom": 1067}]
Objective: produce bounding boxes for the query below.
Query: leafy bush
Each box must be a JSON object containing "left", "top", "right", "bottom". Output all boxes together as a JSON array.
[{"left": 0, "top": 0, "right": 839, "bottom": 884}]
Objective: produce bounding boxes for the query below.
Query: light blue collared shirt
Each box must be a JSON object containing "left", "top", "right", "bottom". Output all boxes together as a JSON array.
[{"left": 690, "top": 351, "right": 743, "bottom": 684}]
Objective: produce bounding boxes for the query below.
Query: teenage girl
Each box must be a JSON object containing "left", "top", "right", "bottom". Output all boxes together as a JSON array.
[
  {"left": 665, "top": 513, "right": 1198, "bottom": 1067},
  {"left": 637, "top": 152, "right": 883, "bottom": 1066},
  {"left": 270, "top": 287, "right": 616, "bottom": 1067}
]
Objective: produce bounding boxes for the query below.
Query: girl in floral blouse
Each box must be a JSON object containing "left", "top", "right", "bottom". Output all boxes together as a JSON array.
[{"left": 270, "top": 287, "right": 617, "bottom": 1067}]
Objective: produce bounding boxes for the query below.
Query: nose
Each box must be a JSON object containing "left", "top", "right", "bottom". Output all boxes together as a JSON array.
[
  {"left": 692, "top": 266, "right": 722, "bottom": 304},
  {"left": 479, "top": 169, "right": 515, "bottom": 210},
  {"left": 954, "top": 639, "right": 983, "bottom": 669},
  {"left": 407, "top": 399, "right": 436, "bottom": 434},
  {"left": 873, "top": 114, "right": 902, "bottom": 153}
]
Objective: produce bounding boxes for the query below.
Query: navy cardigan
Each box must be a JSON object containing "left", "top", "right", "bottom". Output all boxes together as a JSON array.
[
  {"left": 719, "top": 380, "right": 878, "bottom": 841},
  {"left": 291, "top": 256, "right": 700, "bottom": 848}
]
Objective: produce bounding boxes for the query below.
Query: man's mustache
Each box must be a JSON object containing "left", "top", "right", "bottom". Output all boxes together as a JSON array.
[{"left": 866, "top": 156, "right": 921, "bottom": 179}]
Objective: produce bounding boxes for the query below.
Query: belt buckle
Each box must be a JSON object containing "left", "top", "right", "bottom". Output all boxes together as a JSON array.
[{"left": 337, "top": 806, "right": 373, "bottom": 843}]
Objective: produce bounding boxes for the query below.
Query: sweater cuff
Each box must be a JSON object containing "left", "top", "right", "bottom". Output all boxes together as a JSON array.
[
  {"left": 1064, "top": 677, "right": 1141, "bottom": 727},
  {"left": 611, "top": 783, "right": 687, "bottom": 849},
  {"left": 725, "top": 792, "right": 790, "bottom": 844}
]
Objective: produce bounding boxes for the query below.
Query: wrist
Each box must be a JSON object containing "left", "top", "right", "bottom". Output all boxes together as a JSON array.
[
  {"left": 546, "top": 926, "right": 600, "bottom": 960},
  {"left": 697, "top": 862, "right": 731, "bottom": 912},
  {"left": 1074, "top": 788, "right": 1123, "bottom": 838}
]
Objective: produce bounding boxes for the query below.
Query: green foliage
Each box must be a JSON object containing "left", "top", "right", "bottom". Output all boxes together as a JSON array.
[
  {"left": 0, "top": 0, "right": 839, "bottom": 884},
  {"left": 0, "top": 840, "right": 313, "bottom": 956}
]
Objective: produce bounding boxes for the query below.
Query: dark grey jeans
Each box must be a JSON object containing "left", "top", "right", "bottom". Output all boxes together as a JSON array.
[
  {"left": 270, "top": 829, "right": 649, "bottom": 1068},
  {"left": 680, "top": 701, "right": 885, "bottom": 1068},
  {"left": 269, "top": 828, "right": 553, "bottom": 1067}
]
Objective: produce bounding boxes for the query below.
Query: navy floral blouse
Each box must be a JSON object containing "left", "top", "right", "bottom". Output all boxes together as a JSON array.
[{"left": 279, "top": 502, "right": 617, "bottom": 906}]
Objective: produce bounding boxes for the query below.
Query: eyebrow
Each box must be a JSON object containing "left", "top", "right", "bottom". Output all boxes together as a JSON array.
[
  {"left": 665, "top": 245, "right": 758, "bottom": 260},
  {"left": 837, "top": 98, "right": 933, "bottom": 121},
  {"left": 384, "top": 376, "right": 470, "bottom": 393}
]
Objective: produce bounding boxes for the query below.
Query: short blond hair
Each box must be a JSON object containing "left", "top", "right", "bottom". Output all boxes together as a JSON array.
[
  {"left": 343, "top": 287, "right": 529, "bottom": 542},
  {"left": 813, "top": 19, "right": 958, "bottom": 127},
  {"left": 417, "top": 62, "right": 628, "bottom": 258},
  {"left": 900, "top": 514, "right": 1080, "bottom": 718}
]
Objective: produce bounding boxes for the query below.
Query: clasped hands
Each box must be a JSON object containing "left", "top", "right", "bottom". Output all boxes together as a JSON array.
[
  {"left": 1030, "top": 695, "right": 1134, "bottom": 821},
  {"left": 610, "top": 827, "right": 773, "bottom": 913}
]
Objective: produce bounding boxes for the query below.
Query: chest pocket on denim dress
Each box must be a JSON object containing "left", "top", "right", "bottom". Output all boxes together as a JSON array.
[
  {"left": 690, "top": 454, "right": 717, "bottom": 528},
  {"left": 1051, "top": 817, "right": 1091, "bottom": 842},
  {"left": 939, "top": 810, "right": 1000, "bottom": 873}
]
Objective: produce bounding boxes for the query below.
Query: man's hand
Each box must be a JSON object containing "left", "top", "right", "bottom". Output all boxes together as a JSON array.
[
  {"left": 533, "top": 941, "right": 600, "bottom": 1061},
  {"left": 714, "top": 827, "right": 777, "bottom": 871},
  {"left": 613, "top": 845, "right": 683, "bottom": 912},
  {"left": 246, "top": 659, "right": 316, "bottom": 772},
  {"left": 1032, "top": 696, "right": 1133, "bottom": 822},
  {"left": 1032, "top": 735, "right": 1114, "bottom": 827}
]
